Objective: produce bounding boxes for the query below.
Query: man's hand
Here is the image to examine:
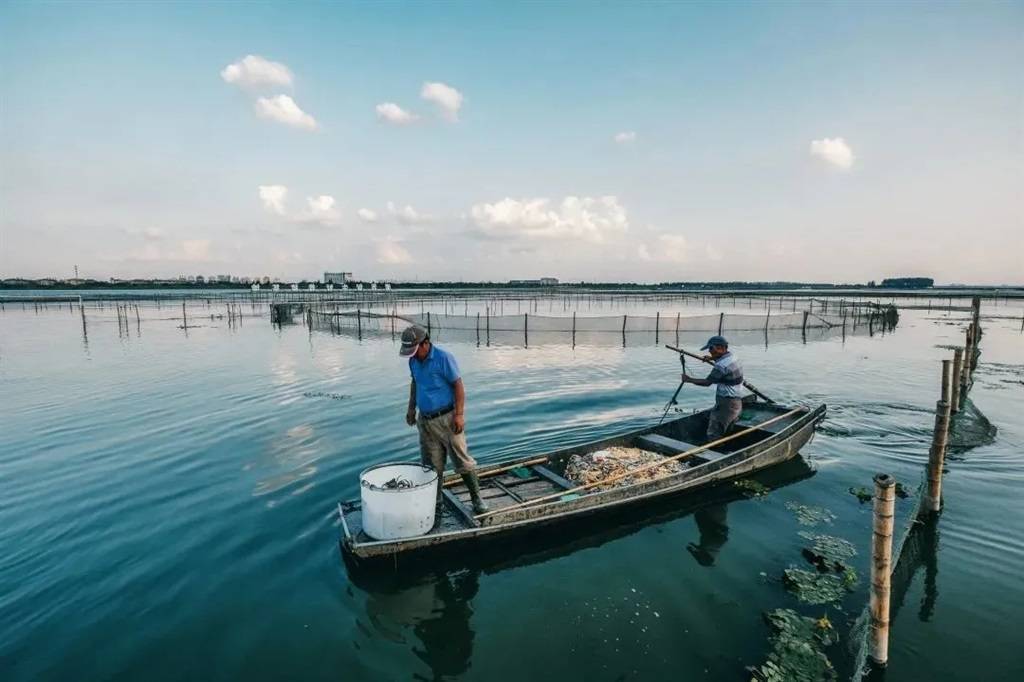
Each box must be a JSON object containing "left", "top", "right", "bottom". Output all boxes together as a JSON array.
[
  {"left": 680, "top": 373, "right": 690, "bottom": 384},
  {"left": 701, "top": 354, "right": 712, "bottom": 363},
  {"left": 406, "top": 408, "right": 417, "bottom": 426},
  {"left": 452, "top": 413, "right": 465, "bottom": 434}
]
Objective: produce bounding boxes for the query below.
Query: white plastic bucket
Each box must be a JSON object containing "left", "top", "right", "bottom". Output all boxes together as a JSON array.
[{"left": 359, "top": 462, "right": 438, "bottom": 540}]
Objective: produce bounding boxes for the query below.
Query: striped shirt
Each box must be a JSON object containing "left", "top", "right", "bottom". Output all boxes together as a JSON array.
[{"left": 706, "top": 351, "right": 745, "bottom": 399}]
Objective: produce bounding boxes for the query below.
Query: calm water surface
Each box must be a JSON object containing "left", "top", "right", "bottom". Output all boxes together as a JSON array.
[{"left": 1, "top": 300, "right": 1021, "bottom": 681}]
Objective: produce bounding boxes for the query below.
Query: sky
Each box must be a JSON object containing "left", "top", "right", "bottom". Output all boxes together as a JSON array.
[{"left": 1, "top": 1, "right": 1021, "bottom": 284}]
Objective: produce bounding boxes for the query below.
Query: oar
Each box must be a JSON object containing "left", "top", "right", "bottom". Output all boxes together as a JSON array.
[
  {"left": 476, "top": 407, "right": 803, "bottom": 520},
  {"left": 658, "top": 351, "right": 687, "bottom": 425},
  {"left": 664, "top": 344, "right": 776, "bottom": 404}
]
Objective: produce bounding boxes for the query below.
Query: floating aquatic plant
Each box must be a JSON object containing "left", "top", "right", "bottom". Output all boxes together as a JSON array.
[
  {"left": 734, "top": 479, "right": 771, "bottom": 498},
  {"left": 847, "top": 487, "right": 872, "bottom": 504},
  {"left": 749, "top": 608, "right": 838, "bottom": 682},
  {"left": 798, "top": 532, "right": 857, "bottom": 573},
  {"left": 785, "top": 502, "right": 836, "bottom": 527},
  {"left": 782, "top": 568, "right": 851, "bottom": 605}
]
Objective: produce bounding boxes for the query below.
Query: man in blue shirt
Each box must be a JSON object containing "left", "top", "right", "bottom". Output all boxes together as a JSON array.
[
  {"left": 400, "top": 325, "right": 489, "bottom": 514},
  {"left": 681, "top": 335, "right": 746, "bottom": 440}
]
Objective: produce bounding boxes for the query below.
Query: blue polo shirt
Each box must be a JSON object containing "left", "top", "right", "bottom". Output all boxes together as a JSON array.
[{"left": 409, "top": 344, "right": 461, "bottom": 414}]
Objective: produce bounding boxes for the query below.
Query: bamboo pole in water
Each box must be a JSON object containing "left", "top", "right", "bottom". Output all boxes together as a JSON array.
[
  {"left": 924, "top": 361, "right": 952, "bottom": 513},
  {"left": 869, "top": 473, "right": 896, "bottom": 667},
  {"left": 950, "top": 348, "right": 964, "bottom": 415}
]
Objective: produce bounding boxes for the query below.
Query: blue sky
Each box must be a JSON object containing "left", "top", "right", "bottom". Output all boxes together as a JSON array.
[{"left": 1, "top": 1, "right": 1021, "bottom": 283}]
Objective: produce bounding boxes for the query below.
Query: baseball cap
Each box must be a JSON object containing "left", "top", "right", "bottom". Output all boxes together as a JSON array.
[
  {"left": 700, "top": 335, "right": 728, "bottom": 351},
  {"left": 399, "top": 325, "right": 428, "bottom": 356}
]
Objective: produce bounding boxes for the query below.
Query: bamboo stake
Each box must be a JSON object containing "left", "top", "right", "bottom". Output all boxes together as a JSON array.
[
  {"left": 950, "top": 348, "right": 964, "bottom": 415},
  {"left": 924, "top": 361, "right": 952, "bottom": 513},
  {"left": 869, "top": 473, "right": 896, "bottom": 667},
  {"left": 475, "top": 407, "right": 803, "bottom": 520}
]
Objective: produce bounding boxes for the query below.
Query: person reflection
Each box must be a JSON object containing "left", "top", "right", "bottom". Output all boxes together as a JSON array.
[
  {"left": 411, "top": 568, "right": 479, "bottom": 681},
  {"left": 687, "top": 504, "right": 730, "bottom": 567},
  {"left": 362, "top": 567, "right": 479, "bottom": 681}
]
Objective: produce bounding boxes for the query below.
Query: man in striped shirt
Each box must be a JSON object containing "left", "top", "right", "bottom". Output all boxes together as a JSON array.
[{"left": 681, "top": 335, "right": 745, "bottom": 440}]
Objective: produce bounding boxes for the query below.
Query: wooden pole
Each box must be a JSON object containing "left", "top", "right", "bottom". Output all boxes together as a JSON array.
[
  {"left": 801, "top": 310, "right": 809, "bottom": 342},
  {"left": 924, "top": 361, "right": 953, "bottom": 513},
  {"left": 182, "top": 301, "right": 188, "bottom": 330},
  {"left": 476, "top": 407, "right": 803, "bottom": 520},
  {"left": 524, "top": 312, "right": 528, "bottom": 347},
  {"left": 476, "top": 312, "right": 480, "bottom": 344},
  {"left": 717, "top": 312, "right": 724, "bottom": 336},
  {"left": 622, "top": 314, "right": 627, "bottom": 347},
  {"left": 950, "top": 348, "right": 964, "bottom": 414},
  {"left": 655, "top": 311, "right": 660, "bottom": 344},
  {"left": 869, "top": 473, "right": 896, "bottom": 668},
  {"left": 572, "top": 310, "right": 576, "bottom": 346}
]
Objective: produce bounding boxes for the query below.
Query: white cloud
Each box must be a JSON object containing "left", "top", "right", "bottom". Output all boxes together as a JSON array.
[
  {"left": 296, "top": 195, "right": 340, "bottom": 226},
  {"left": 469, "top": 196, "right": 628, "bottom": 243},
  {"left": 375, "top": 102, "right": 419, "bottom": 125},
  {"left": 376, "top": 238, "right": 413, "bottom": 264},
  {"left": 221, "top": 55, "right": 294, "bottom": 89},
  {"left": 357, "top": 208, "right": 379, "bottom": 223},
  {"left": 259, "top": 185, "right": 289, "bottom": 215},
  {"left": 181, "top": 239, "right": 212, "bottom": 262},
  {"left": 637, "top": 234, "right": 688, "bottom": 263},
  {"left": 614, "top": 131, "right": 637, "bottom": 144},
  {"left": 254, "top": 95, "right": 317, "bottom": 131},
  {"left": 420, "top": 81, "right": 463, "bottom": 121},
  {"left": 387, "top": 201, "right": 432, "bottom": 225},
  {"left": 810, "top": 137, "right": 854, "bottom": 169}
]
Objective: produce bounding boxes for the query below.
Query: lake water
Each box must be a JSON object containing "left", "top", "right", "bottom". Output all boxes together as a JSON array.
[{"left": 1, "top": 297, "right": 1021, "bottom": 681}]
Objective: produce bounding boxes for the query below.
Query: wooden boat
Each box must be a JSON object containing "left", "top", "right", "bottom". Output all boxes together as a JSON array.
[{"left": 339, "top": 398, "right": 825, "bottom": 564}]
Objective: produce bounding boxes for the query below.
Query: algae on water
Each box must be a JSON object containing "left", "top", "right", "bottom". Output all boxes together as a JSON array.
[
  {"left": 749, "top": 608, "right": 838, "bottom": 682},
  {"left": 785, "top": 502, "right": 836, "bottom": 527},
  {"left": 734, "top": 479, "right": 771, "bottom": 498},
  {"left": 799, "top": 532, "right": 857, "bottom": 572},
  {"left": 782, "top": 568, "right": 853, "bottom": 605}
]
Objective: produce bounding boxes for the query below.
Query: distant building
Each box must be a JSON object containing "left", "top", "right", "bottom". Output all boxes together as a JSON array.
[
  {"left": 196, "top": 275, "right": 205, "bottom": 284},
  {"left": 509, "top": 277, "right": 559, "bottom": 286},
  {"left": 326, "top": 283, "right": 334, "bottom": 291},
  {"left": 881, "top": 277, "right": 933, "bottom": 289},
  {"left": 307, "top": 283, "right": 316, "bottom": 291},
  {"left": 290, "top": 283, "right": 299, "bottom": 291},
  {"left": 272, "top": 283, "right": 280, "bottom": 291},
  {"left": 324, "top": 271, "right": 353, "bottom": 285},
  {"left": 261, "top": 276, "right": 271, "bottom": 285},
  {"left": 251, "top": 283, "right": 260, "bottom": 291},
  {"left": 384, "top": 282, "right": 392, "bottom": 291}
]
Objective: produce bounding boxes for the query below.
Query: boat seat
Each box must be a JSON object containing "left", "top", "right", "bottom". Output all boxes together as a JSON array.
[
  {"left": 636, "top": 434, "right": 726, "bottom": 465},
  {"left": 636, "top": 434, "right": 703, "bottom": 456}
]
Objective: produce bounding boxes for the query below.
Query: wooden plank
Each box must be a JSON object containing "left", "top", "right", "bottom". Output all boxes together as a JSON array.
[
  {"left": 442, "top": 488, "right": 479, "bottom": 528},
  {"left": 532, "top": 465, "right": 575, "bottom": 490},
  {"left": 492, "top": 479, "right": 525, "bottom": 503},
  {"left": 636, "top": 433, "right": 703, "bottom": 455}
]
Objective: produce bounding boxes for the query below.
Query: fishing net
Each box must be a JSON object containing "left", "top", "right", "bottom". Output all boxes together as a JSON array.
[{"left": 563, "top": 447, "right": 684, "bottom": 491}]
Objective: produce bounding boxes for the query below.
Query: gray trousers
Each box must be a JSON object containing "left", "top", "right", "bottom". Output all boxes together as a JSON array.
[
  {"left": 417, "top": 412, "right": 477, "bottom": 475},
  {"left": 707, "top": 397, "right": 743, "bottom": 440}
]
